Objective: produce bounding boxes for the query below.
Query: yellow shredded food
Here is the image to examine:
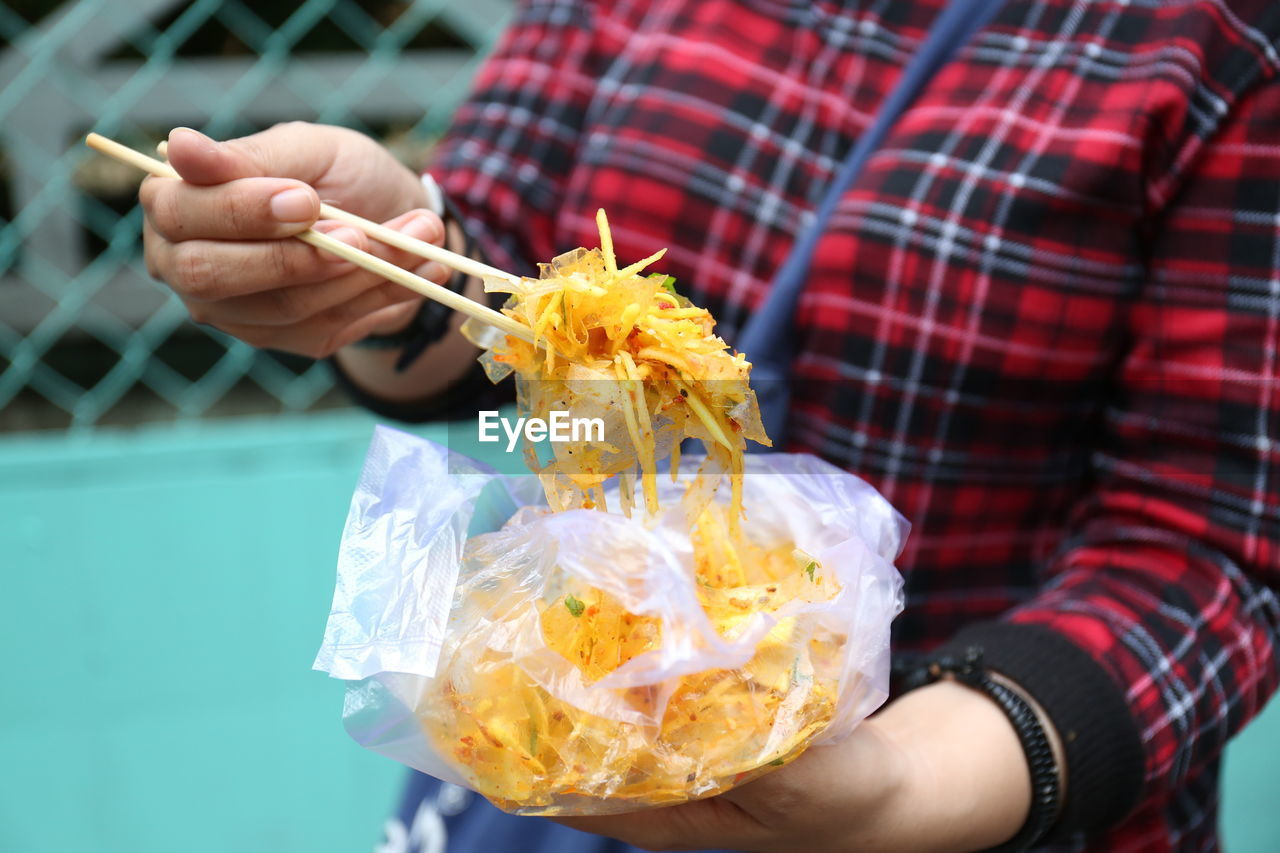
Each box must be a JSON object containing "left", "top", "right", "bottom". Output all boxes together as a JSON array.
[
  {"left": 437, "top": 210, "right": 845, "bottom": 814},
  {"left": 461, "top": 210, "right": 771, "bottom": 520},
  {"left": 424, "top": 503, "right": 842, "bottom": 814}
]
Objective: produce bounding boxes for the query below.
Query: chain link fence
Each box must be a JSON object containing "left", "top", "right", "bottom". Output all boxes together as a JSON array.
[{"left": 0, "top": 0, "right": 510, "bottom": 432}]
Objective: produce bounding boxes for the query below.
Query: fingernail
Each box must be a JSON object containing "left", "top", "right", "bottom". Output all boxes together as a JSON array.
[
  {"left": 417, "top": 261, "right": 447, "bottom": 283},
  {"left": 170, "top": 126, "right": 214, "bottom": 148},
  {"left": 321, "top": 227, "right": 361, "bottom": 262},
  {"left": 401, "top": 213, "right": 441, "bottom": 243},
  {"left": 270, "top": 188, "right": 315, "bottom": 223}
]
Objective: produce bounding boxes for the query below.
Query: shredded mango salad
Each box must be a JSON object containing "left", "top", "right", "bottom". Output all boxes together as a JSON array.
[{"left": 462, "top": 210, "right": 770, "bottom": 519}]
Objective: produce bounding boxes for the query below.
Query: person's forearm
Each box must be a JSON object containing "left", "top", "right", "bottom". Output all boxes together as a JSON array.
[{"left": 332, "top": 218, "right": 488, "bottom": 403}]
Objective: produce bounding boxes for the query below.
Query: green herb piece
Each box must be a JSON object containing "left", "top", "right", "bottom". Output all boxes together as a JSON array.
[
  {"left": 805, "top": 561, "right": 817, "bottom": 582},
  {"left": 648, "top": 273, "right": 678, "bottom": 295},
  {"left": 565, "top": 594, "right": 586, "bottom": 617},
  {"left": 769, "top": 758, "right": 785, "bottom": 766},
  {"left": 529, "top": 726, "right": 538, "bottom": 756},
  {"left": 790, "top": 656, "right": 812, "bottom": 686}
]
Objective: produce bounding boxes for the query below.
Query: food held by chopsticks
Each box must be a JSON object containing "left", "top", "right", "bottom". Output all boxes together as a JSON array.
[{"left": 462, "top": 210, "right": 771, "bottom": 519}]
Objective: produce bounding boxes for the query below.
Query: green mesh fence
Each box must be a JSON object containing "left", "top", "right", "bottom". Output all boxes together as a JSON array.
[{"left": 0, "top": 0, "right": 510, "bottom": 432}]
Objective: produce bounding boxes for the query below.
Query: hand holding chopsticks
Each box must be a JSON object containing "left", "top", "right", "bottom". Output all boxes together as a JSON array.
[{"left": 85, "top": 132, "right": 535, "bottom": 346}]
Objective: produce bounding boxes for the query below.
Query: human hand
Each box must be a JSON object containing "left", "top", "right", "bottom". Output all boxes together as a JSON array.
[
  {"left": 141, "top": 123, "right": 446, "bottom": 358},
  {"left": 553, "top": 681, "right": 1032, "bottom": 853}
]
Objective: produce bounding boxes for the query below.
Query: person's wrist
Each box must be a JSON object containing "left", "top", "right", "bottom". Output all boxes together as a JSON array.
[{"left": 874, "top": 680, "right": 1032, "bottom": 853}]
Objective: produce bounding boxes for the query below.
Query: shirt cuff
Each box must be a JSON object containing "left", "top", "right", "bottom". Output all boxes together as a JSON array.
[{"left": 933, "top": 621, "right": 1145, "bottom": 838}]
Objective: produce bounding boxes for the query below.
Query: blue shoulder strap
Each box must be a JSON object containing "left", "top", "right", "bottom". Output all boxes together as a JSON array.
[{"left": 736, "top": 0, "right": 1004, "bottom": 445}]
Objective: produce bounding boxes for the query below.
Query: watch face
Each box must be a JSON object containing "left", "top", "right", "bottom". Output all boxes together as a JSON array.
[{"left": 421, "top": 173, "right": 447, "bottom": 217}]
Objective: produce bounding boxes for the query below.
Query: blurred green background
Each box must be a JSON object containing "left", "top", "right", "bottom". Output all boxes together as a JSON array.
[
  {"left": 0, "top": 412, "right": 403, "bottom": 852},
  {"left": 1, "top": 1, "right": 1277, "bottom": 852},
  {"left": 0, "top": 412, "right": 514, "bottom": 852}
]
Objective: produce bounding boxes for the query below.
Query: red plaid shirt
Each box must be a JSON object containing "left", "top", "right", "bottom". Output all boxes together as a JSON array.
[{"left": 425, "top": 1, "right": 1280, "bottom": 849}]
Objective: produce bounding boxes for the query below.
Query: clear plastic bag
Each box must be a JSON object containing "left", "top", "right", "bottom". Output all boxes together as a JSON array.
[{"left": 315, "top": 425, "right": 906, "bottom": 815}]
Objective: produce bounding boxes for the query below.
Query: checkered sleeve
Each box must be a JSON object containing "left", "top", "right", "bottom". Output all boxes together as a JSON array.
[
  {"left": 946, "top": 82, "right": 1280, "bottom": 835},
  {"left": 428, "top": 0, "right": 607, "bottom": 276}
]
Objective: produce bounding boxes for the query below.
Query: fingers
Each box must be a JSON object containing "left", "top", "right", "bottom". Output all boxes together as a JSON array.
[
  {"left": 371, "top": 207, "right": 447, "bottom": 251},
  {"left": 346, "top": 300, "right": 425, "bottom": 340},
  {"left": 214, "top": 286, "right": 424, "bottom": 360},
  {"left": 204, "top": 258, "right": 442, "bottom": 327},
  {"left": 144, "top": 208, "right": 447, "bottom": 359},
  {"left": 144, "top": 125, "right": 329, "bottom": 246},
  {"left": 142, "top": 175, "right": 320, "bottom": 241},
  {"left": 140, "top": 123, "right": 448, "bottom": 360},
  {"left": 165, "top": 123, "right": 336, "bottom": 185},
  {"left": 166, "top": 126, "right": 264, "bottom": 184},
  {"left": 146, "top": 211, "right": 441, "bottom": 301},
  {"left": 144, "top": 219, "right": 362, "bottom": 301}
]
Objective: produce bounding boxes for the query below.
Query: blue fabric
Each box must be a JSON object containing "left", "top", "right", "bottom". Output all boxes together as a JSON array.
[
  {"left": 383, "top": 2, "right": 1003, "bottom": 852},
  {"left": 383, "top": 773, "right": 739, "bottom": 853},
  {"left": 738, "top": 0, "right": 1004, "bottom": 446}
]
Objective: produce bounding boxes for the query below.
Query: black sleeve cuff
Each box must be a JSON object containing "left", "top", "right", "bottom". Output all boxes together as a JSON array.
[
  {"left": 327, "top": 355, "right": 514, "bottom": 424},
  {"left": 934, "top": 621, "right": 1145, "bottom": 838}
]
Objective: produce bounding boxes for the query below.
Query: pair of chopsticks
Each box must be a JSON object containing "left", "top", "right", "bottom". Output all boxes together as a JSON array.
[{"left": 84, "top": 132, "right": 535, "bottom": 345}]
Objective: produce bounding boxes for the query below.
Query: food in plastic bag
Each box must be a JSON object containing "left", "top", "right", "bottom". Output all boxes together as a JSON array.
[
  {"left": 315, "top": 427, "right": 906, "bottom": 815},
  {"left": 316, "top": 213, "right": 906, "bottom": 815}
]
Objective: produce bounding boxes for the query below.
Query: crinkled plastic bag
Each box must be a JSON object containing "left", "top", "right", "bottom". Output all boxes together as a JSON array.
[{"left": 315, "top": 426, "right": 906, "bottom": 815}]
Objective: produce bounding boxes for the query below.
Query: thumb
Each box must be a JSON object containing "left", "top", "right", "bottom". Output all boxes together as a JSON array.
[{"left": 166, "top": 127, "right": 264, "bottom": 185}]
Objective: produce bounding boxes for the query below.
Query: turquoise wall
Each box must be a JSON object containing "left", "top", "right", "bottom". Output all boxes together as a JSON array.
[{"left": 1, "top": 411, "right": 1277, "bottom": 851}]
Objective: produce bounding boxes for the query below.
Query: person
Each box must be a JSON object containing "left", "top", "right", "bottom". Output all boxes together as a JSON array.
[{"left": 138, "top": 0, "right": 1280, "bottom": 850}]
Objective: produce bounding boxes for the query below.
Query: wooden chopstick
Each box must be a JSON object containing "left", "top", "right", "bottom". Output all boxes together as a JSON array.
[{"left": 84, "top": 132, "right": 534, "bottom": 345}]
